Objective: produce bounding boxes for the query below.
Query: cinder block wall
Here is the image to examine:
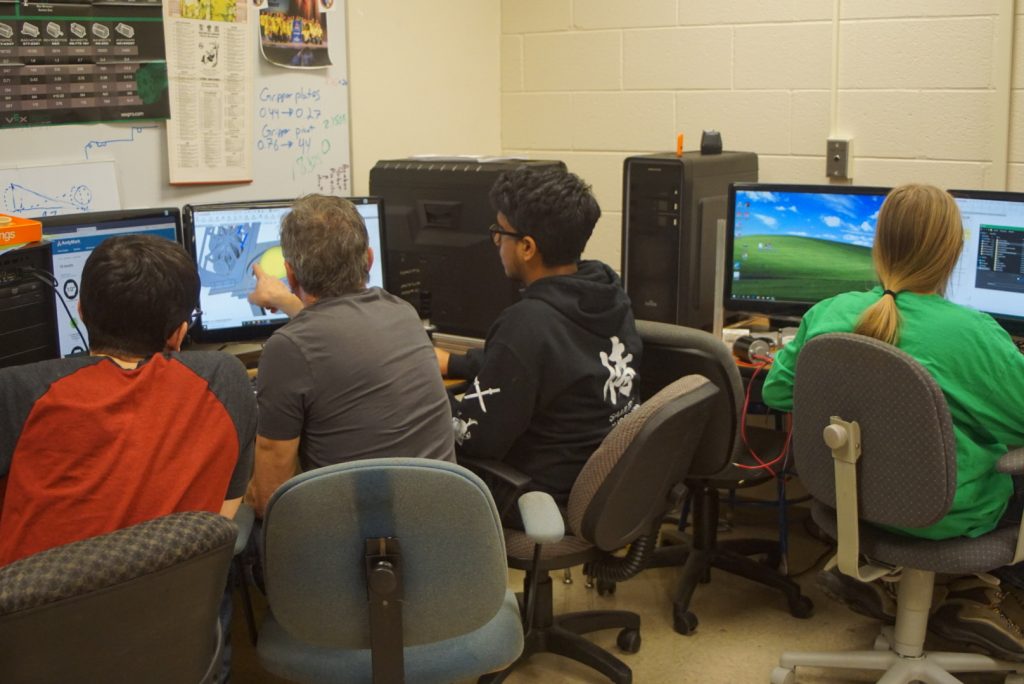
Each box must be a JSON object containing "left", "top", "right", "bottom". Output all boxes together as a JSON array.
[{"left": 501, "top": 0, "right": 1023, "bottom": 268}]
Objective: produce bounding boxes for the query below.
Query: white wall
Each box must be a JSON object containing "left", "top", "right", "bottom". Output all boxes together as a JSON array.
[
  {"left": 346, "top": 0, "right": 503, "bottom": 195},
  {"left": 501, "top": 0, "right": 1023, "bottom": 268}
]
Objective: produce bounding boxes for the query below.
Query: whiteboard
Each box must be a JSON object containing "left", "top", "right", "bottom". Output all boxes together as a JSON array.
[{"left": 0, "top": 6, "right": 350, "bottom": 214}]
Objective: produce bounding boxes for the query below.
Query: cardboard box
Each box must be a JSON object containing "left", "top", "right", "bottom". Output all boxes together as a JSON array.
[{"left": 0, "top": 214, "right": 42, "bottom": 248}]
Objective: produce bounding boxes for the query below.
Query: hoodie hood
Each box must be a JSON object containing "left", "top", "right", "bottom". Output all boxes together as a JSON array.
[{"left": 522, "top": 260, "right": 633, "bottom": 338}]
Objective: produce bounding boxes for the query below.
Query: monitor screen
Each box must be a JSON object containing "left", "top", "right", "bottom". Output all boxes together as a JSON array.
[
  {"left": 183, "top": 197, "right": 386, "bottom": 344},
  {"left": 40, "top": 208, "right": 182, "bottom": 358},
  {"left": 725, "top": 183, "right": 889, "bottom": 319},
  {"left": 948, "top": 190, "right": 1024, "bottom": 335}
]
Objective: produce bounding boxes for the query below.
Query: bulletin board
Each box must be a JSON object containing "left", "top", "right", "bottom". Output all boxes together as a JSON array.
[{"left": 0, "top": 0, "right": 350, "bottom": 217}]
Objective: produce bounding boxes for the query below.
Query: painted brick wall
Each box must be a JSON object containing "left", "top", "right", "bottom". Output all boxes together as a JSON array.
[{"left": 501, "top": 0, "right": 1019, "bottom": 267}]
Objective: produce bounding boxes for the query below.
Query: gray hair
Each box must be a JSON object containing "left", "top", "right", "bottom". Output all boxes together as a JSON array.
[{"left": 280, "top": 194, "right": 369, "bottom": 297}]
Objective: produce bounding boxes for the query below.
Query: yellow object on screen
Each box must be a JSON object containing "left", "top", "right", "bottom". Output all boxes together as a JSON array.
[{"left": 259, "top": 246, "right": 287, "bottom": 279}]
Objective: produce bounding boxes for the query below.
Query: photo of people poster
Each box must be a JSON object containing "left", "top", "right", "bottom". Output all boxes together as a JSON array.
[
  {"left": 258, "top": 0, "right": 330, "bottom": 69},
  {"left": 0, "top": 0, "right": 169, "bottom": 128}
]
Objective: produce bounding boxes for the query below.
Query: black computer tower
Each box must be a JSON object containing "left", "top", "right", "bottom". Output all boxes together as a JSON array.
[
  {"left": 369, "top": 158, "right": 565, "bottom": 338},
  {"left": 0, "top": 241, "right": 59, "bottom": 368},
  {"left": 622, "top": 151, "right": 758, "bottom": 329}
]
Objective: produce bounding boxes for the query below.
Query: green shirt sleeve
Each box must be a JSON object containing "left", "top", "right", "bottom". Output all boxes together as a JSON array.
[{"left": 762, "top": 314, "right": 814, "bottom": 412}]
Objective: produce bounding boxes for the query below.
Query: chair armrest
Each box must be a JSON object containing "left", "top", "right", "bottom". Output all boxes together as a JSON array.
[
  {"left": 997, "top": 448, "right": 1024, "bottom": 475},
  {"left": 233, "top": 503, "right": 255, "bottom": 556},
  {"left": 459, "top": 457, "right": 532, "bottom": 490},
  {"left": 518, "top": 491, "right": 564, "bottom": 545}
]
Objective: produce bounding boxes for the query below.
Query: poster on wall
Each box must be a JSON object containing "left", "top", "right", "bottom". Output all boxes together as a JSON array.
[
  {"left": 258, "top": 0, "right": 331, "bottom": 69},
  {"left": 163, "top": 0, "right": 253, "bottom": 184},
  {"left": 0, "top": 0, "right": 170, "bottom": 129}
]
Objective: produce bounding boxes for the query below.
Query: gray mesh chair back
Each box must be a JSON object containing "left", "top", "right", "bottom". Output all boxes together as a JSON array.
[
  {"left": 567, "top": 374, "right": 718, "bottom": 551},
  {"left": 635, "top": 320, "right": 740, "bottom": 476},
  {"left": 0, "top": 511, "right": 236, "bottom": 684},
  {"left": 257, "top": 457, "right": 523, "bottom": 684},
  {"left": 793, "top": 333, "right": 957, "bottom": 528}
]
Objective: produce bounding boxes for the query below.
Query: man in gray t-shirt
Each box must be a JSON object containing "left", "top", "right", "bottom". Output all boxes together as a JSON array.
[{"left": 246, "top": 194, "right": 454, "bottom": 517}]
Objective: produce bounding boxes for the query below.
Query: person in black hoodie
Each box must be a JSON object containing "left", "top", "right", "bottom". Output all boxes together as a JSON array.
[{"left": 436, "top": 166, "right": 642, "bottom": 508}]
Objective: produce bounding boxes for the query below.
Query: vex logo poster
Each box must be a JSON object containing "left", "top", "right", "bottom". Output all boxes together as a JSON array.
[{"left": 0, "top": 0, "right": 169, "bottom": 128}]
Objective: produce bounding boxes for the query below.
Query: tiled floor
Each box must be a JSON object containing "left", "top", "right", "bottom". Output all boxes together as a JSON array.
[{"left": 229, "top": 504, "right": 1015, "bottom": 683}]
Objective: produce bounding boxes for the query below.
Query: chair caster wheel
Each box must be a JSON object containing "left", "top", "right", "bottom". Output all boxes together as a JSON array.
[
  {"left": 770, "top": 666, "right": 796, "bottom": 684},
  {"left": 788, "top": 595, "right": 813, "bottom": 619},
  {"left": 616, "top": 627, "right": 641, "bottom": 654},
  {"left": 596, "top": 579, "right": 616, "bottom": 596},
  {"left": 672, "top": 608, "right": 698, "bottom": 635}
]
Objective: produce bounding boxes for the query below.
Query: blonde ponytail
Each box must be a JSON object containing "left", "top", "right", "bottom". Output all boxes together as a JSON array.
[{"left": 853, "top": 184, "right": 962, "bottom": 346}]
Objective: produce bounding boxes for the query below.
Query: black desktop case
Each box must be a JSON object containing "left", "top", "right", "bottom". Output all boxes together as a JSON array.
[
  {"left": 621, "top": 151, "right": 758, "bottom": 329},
  {"left": 369, "top": 158, "right": 565, "bottom": 338},
  {"left": 0, "top": 241, "right": 59, "bottom": 368}
]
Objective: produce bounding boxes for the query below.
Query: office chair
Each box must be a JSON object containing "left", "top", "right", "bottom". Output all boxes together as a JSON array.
[
  {"left": 635, "top": 320, "right": 812, "bottom": 635},
  {"left": 771, "top": 333, "right": 1024, "bottom": 684},
  {"left": 256, "top": 457, "right": 524, "bottom": 684},
  {"left": 0, "top": 510, "right": 237, "bottom": 684},
  {"left": 470, "top": 373, "right": 720, "bottom": 684}
]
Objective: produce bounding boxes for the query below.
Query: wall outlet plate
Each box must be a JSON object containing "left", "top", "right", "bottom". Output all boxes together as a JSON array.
[{"left": 827, "top": 138, "right": 853, "bottom": 179}]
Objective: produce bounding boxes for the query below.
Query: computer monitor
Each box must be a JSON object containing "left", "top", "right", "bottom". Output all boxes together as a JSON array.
[
  {"left": 182, "top": 197, "right": 386, "bottom": 344},
  {"left": 724, "top": 183, "right": 890, "bottom": 321},
  {"left": 39, "top": 208, "right": 183, "bottom": 357},
  {"left": 948, "top": 189, "right": 1024, "bottom": 335}
]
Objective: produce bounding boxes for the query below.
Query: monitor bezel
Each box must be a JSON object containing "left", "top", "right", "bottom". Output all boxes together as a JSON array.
[
  {"left": 723, "top": 182, "right": 891, "bottom": 321},
  {"left": 182, "top": 196, "right": 388, "bottom": 345},
  {"left": 948, "top": 188, "right": 1024, "bottom": 337}
]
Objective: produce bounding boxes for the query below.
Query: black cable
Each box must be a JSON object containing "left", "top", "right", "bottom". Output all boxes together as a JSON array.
[{"left": 17, "top": 266, "right": 90, "bottom": 354}]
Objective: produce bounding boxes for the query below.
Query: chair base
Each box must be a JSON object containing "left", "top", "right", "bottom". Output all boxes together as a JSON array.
[
  {"left": 774, "top": 645, "right": 1024, "bottom": 684},
  {"left": 479, "top": 575, "right": 640, "bottom": 684},
  {"left": 651, "top": 482, "right": 812, "bottom": 635},
  {"left": 651, "top": 541, "right": 812, "bottom": 635}
]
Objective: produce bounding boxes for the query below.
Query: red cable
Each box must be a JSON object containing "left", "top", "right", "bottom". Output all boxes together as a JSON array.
[{"left": 733, "top": 354, "right": 793, "bottom": 477}]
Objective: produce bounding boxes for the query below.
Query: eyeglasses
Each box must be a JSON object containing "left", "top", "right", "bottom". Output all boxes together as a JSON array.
[
  {"left": 488, "top": 224, "right": 528, "bottom": 247},
  {"left": 188, "top": 308, "right": 203, "bottom": 330}
]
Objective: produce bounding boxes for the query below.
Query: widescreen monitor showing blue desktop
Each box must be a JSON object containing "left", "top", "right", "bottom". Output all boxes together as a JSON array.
[
  {"left": 39, "top": 208, "right": 182, "bottom": 357},
  {"left": 948, "top": 190, "right": 1024, "bottom": 335},
  {"left": 725, "top": 183, "right": 890, "bottom": 319},
  {"left": 183, "top": 197, "right": 386, "bottom": 344}
]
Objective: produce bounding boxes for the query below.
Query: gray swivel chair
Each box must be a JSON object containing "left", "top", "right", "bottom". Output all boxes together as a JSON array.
[
  {"left": 256, "top": 457, "right": 524, "bottom": 684},
  {"left": 771, "top": 332, "right": 1024, "bottom": 684},
  {"left": 0, "top": 510, "right": 237, "bottom": 684},
  {"left": 637, "top": 320, "right": 812, "bottom": 635},
  {"left": 472, "top": 374, "right": 720, "bottom": 684}
]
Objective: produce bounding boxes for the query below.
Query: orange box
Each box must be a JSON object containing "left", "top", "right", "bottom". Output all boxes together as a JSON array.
[{"left": 0, "top": 214, "right": 42, "bottom": 248}]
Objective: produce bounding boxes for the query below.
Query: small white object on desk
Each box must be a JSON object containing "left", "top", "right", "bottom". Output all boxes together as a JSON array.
[{"left": 721, "top": 328, "right": 750, "bottom": 347}]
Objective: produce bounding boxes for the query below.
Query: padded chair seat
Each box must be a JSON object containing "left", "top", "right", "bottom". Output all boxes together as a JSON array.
[
  {"left": 812, "top": 501, "right": 1019, "bottom": 574},
  {"left": 259, "top": 589, "right": 523, "bottom": 684},
  {"left": 504, "top": 530, "right": 598, "bottom": 569}
]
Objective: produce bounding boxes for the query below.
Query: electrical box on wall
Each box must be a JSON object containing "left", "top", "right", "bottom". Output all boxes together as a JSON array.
[{"left": 827, "top": 138, "right": 853, "bottom": 180}]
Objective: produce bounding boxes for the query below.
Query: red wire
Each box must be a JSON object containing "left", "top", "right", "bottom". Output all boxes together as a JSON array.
[{"left": 733, "top": 354, "right": 793, "bottom": 477}]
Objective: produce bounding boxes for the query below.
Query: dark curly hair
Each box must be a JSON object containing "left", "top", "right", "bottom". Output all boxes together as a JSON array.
[
  {"left": 81, "top": 235, "right": 199, "bottom": 357},
  {"left": 488, "top": 166, "right": 601, "bottom": 266}
]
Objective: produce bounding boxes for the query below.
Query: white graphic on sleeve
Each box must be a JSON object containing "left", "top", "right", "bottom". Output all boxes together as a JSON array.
[
  {"left": 600, "top": 336, "right": 636, "bottom": 405},
  {"left": 464, "top": 377, "right": 501, "bottom": 413},
  {"left": 453, "top": 416, "right": 477, "bottom": 445}
]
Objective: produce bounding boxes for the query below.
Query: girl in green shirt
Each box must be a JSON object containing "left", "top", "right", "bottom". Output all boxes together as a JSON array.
[{"left": 762, "top": 184, "right": 1024, "bottom": 659}]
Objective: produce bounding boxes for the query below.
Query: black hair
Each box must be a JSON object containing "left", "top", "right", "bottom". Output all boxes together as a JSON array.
[
  {"left": 80, "top": 234, "right": 199, "bottom": 357},
  {"left": 488, "top": 166, "right": 601, "bottom": 266}
]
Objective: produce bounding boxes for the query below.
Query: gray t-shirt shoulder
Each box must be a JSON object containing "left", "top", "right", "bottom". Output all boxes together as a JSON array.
[{"left": 256, "top": 287, "right": 455, "bottom": 469}]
